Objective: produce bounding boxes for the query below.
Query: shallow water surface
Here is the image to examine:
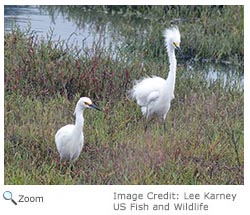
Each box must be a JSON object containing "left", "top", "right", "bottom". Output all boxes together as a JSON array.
[{"left": 4, "top": 5, "right": 113, "bottom": 50}]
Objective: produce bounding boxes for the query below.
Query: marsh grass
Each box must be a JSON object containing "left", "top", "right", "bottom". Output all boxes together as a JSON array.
[
  {"left": 4, "top": 6, "right": 243, "bottom": 184},
  {"left": 4, "top": 86, "right": 243, "bottom": 184}
]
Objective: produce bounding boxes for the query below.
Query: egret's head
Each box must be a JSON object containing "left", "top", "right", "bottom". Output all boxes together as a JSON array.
[
  {"left": 164, "top": 26, "right": 183, "bottom": 56},
  {"left": 75, "top": 97, "right": 101, "bottom": 114},
  {"left": 164, "top": 26, "right": 181, "bottom": 47}
]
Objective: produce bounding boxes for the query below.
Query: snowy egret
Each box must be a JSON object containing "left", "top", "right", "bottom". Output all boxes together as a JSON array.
[
  {"left": 129, "top": 26, "right": 183, "bottom": 131},
  {"left": 55, "top": 97, "right": 101, "bottom": 162}
]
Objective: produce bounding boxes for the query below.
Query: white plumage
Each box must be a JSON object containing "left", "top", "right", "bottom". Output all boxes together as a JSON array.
[
  {"left": 55, "top": 97, "right": 101, "bottom": 162},
  {"left": 129, "top": 26, "right": 182, "bottom": 131}
]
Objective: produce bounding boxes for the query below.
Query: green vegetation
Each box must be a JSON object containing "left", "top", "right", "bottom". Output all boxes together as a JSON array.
[{"left": 4, "top": 6, "right": 243, "bottom": 184}]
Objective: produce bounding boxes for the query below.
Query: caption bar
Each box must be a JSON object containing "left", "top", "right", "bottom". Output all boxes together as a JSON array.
[{"left": 113, "top": 191, "right": 237, "bottom": 213}]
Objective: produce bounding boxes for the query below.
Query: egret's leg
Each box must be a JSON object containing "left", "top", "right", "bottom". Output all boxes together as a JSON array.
[
  {"left": 58, "top": 158, "right": 64, "bottom": 172},
  {"left": 144, "top": 106, "right": 149, "bottom": 132},
  {"left": 144, "top": 118, "right": 149, "bottom": 132},
  {"left": 70, "top": 164, "right": 74, "bottom": 172},
  {"left": 68, "top": 162, "right": 76, "bottom": 178},
  {"left": 145, "top": 117, "right": 156, "bottom": 132},
  {"left": 144, "top": 125, "right": 148, "bottom": 132},
  {"left": 163, "top": 115, "right": 167, "bottom": 132}
]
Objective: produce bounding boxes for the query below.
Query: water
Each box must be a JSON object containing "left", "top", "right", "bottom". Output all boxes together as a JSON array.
[
  {"left": 186, "top": 63, "right": 244, "bottom": 91},
  {"left": 4, "top": 5, "right": 119, "bottom": 53},
  {"left": 4, "top": 5, "right": 243, "bottom": 90}
]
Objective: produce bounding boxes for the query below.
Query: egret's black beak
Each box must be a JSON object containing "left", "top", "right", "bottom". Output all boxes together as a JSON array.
[
  {"left": 89, "top": 103, "right": 102, "bottom": 111},
  {"left": 175, "top": 46, "right": 184, "bottom": 58}
]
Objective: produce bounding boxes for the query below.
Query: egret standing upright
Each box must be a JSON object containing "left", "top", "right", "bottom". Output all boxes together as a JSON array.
[
  {"left": 55, "top": 97, "right": 101, "bottom": 162},
  {"left": 129, "top": 26, "right": 183, "bottom": 131}
]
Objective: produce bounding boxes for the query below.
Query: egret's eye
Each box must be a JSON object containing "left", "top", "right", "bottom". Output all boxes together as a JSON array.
[
  {"left": 84, "top": 102, "right": 90, "bottom": 106},
  {"left": 173, "top": 42, "right": 179, "bottom": 47}
]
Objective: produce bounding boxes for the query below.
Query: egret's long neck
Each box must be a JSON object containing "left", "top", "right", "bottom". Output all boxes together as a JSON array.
[
  {"left": 165, "top": 46, "right": 177, "bottom": 92},
  {"left": 74, "top": 108, "right": 84, "bottom": 132}
]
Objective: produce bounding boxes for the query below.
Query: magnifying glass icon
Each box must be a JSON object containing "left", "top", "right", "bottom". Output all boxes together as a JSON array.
[{"left": 3, "top": 191, "right": 17, "bottom": 205}]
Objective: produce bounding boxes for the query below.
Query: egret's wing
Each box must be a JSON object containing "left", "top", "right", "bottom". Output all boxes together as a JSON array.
[
  {"left": 55, "top": 124, "right": 74, "bottom": 159},
  {"left": 140, "top": 90, "right": 160, "bottom": 116},
  {"left": 147, "top": 91, "right": 160, "bottom": 103},
  {"left": 129, "top": 76, "right": 165, "bottom": 106}
]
